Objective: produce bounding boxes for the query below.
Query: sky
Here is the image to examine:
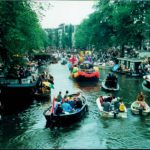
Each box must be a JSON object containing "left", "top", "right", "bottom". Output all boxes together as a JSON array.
[{"left": 40, "top": 1, "right": 95, "bottom": 28}]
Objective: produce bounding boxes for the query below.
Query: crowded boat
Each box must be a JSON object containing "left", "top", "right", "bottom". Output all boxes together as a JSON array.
[
  {"left": 43, "top": 91, "right": 88, "bottom": 127},
  {"left": 69, "top": 51, "right": 100, "bottom": 82},
  {"left": 102, "top": 73, "right": 119, "bottom": 91},
  {"left": 96, "top": 95, "right": 127, "bottom": 118}
]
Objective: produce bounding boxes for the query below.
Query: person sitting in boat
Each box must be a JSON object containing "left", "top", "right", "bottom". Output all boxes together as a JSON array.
[
  {"left": 68, "top": 97, "right": 77, "bottom": 108},
  {"left": 134, "top": 92, "right": 146, "bottom": 110},
  {"left": 55, "top": 102, "right": 65, "bottom": 115},
  {"left": 62, "top": 99, "right": 73, "bottom": 113},
  {"left": 104, "top": 94, "right": 113, "bottom": 103},
  {"left": 75, "top": 98, "right": 83, "bottom": 109},
  {"left": 85, "top": 63, "right": 90, "bottom": 69},
  {"left": 76, "top": 91, "right": 82, "bottom": 99},
  {"left": 119, "top": 100, "right": 125, "bottom": 112},
  {"left": 113, "top": 97, "right": 121, "bottom": 112},
  {"left": 102, "top": 100, "right": 111, "bottom": 112},
  {"left": 137, "top": 92, "right": 145, "bottom": 102}
]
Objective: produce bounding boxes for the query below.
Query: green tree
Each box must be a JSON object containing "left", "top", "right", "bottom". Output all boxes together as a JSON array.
[{"left": 0, "top": 0, "right": 49, "bottom": 65}]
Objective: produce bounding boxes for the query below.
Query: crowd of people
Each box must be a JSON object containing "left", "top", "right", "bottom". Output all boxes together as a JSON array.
[
  {"left": 53, "top": 91, "right": 83, "bottom": 115},
  {"left": 105, "top": 73, "right": 118, "bottom": 88},
  {"left": 99, "top": 94, "right": 126, "bottom": 113},
  {"left": 67, "top": 50, "right": 94, "bottom": 72}
]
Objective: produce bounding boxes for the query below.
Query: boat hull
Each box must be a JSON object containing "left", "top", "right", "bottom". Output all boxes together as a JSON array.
[{"left": 74, "top": 75, "right": 99, "bottom": 82}]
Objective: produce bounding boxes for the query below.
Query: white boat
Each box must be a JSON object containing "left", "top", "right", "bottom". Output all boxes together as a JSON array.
[
  {"left": 142, "top": 81, "right": 150, "bottom": 92},
  {"left": 142, "top": 75, "right": 150, "bottom": 92},
  {"left": 131, "top": 101, "right": 150, "bottom": 116},
  {"left": 101, "top": 80, "right": 119, "bottom": 91},
  {"left": 96, "top": 96, "right": 127, "bottom": 118}
]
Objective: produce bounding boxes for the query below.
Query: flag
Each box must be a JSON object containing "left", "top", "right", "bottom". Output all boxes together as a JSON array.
[
  {"left": 49, "top": 83, "right": 54, "bottom": 89},
  {"left": 50, "top": 97, "right": 56, "bottom": 114}
]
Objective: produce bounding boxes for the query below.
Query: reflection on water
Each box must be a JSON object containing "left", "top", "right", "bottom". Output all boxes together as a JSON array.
[{"left": 0, "top": 62, "right": 150, "bottom": 149}]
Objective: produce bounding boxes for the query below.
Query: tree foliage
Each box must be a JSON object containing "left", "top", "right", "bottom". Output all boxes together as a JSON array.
[
  {"left": 0, "top": 0, "right": 49, "bottom": 64},
  {"left": 74, "top": 0, "right": 150, "bottom": 52}
]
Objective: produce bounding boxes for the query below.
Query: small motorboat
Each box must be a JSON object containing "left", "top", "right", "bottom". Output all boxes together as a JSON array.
[
  {"left": 101, "top": 80, "right": 119, "bottom": 91},
  {"left": 43, "top": 93, "right": 88, "bottom": 127},
  {"left": 96, "top": 96, "right": 127, "bottom": 118},
  {"left": 142, "top": 75, "right": 150, "bottom": 92},
  {"left": 131, "top": 101, "right": 150, "bottom": 116},
  {"left": 34, "top": 81, "right": 51, "bottom": 100}
]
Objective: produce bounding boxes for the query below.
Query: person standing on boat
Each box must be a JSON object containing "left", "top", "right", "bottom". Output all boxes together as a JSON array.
[
  {"left": 56, "top": 91, "right": 63, "bottom": 102},
  {"left": 64, "top": 90, "right": 69, "bottom": 98},
  {"left": 75, "top": 98, "right": 82, "bottom": 109}
]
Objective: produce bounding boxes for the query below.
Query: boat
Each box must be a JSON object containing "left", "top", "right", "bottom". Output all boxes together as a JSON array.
[
  {"left": 96, "top": 96, "right": 127, "bottom": 118},
  {"left": 142, "top": 75, "right": 150, "bottom": 92},
  {"left": 0, "top": 75, "right": 38, "bottom": 95},
  {"left": 101, "top": 79, "right": 119, "bottom": 91},
  {"left": 71, "top": 61, "right": 100, "bottom": 82},
  {"left": 0, "top": 65, "right": 39, "bottom": 100},
  {"left": 131, "top": 101, "right": 150, "bottom": 116},
  {"left": 34, "top": 81, "right": 51, "bottom": 100},
  {"left": 142, "top": 80, "right": 150, "bottom": 92},
  {"left": 117, "top": 57, "right": 144, "bottom": 77},
  {"left": 112, "top": 64, "right": 120, "bottom": 72},
  {"left": 43, "top": 93, "right": 88, "bottom": 127}
]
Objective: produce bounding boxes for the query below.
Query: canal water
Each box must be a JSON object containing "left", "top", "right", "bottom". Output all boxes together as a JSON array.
[{"left": 0, "top": 62, "right": 150, "bottom": 149}]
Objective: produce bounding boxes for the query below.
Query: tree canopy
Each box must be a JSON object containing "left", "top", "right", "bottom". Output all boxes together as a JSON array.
[
  {"left": 0, "top": 0, "right": 49, "bottom": 64},
  {"left": 74, "top": 0, "right": 150, "bottom": 52}
]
